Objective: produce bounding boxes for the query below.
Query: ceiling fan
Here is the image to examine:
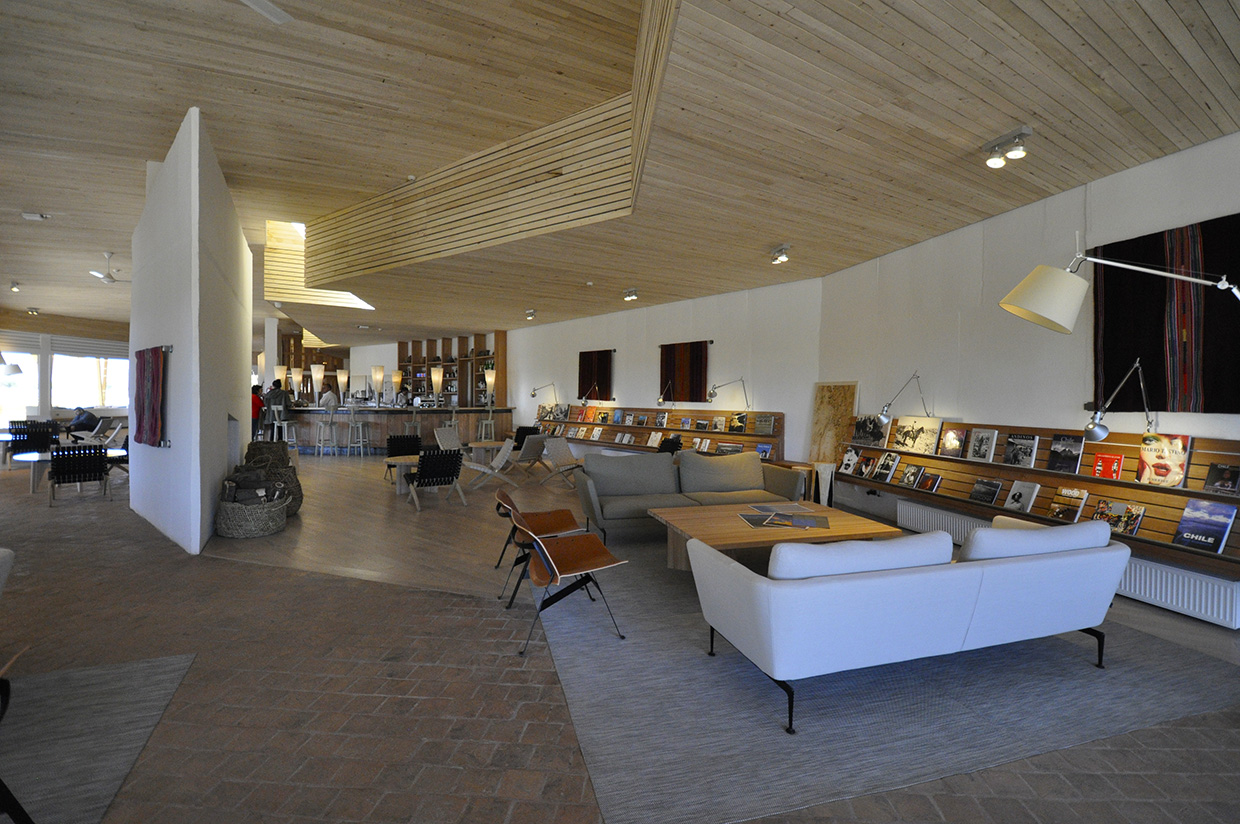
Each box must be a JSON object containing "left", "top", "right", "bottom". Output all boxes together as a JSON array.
[
  {"left": 89, "top": 252, "right": 130, "bottom": 285},
  {"left": 238, "top": 0, "right": 292, "bottom": 24}
]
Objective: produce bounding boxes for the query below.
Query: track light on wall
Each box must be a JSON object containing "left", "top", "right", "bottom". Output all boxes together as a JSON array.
[
  {"left": 770, "top": 244, "right": 791, "bottom": 265},
  {"left": 530, "top": 382, "right": 557, "bottom": 403},
  {"left": 707, "top": 377, "right": 749, "bottom": 409},
  {"left": 623, "top": 288, "right": 637, "bottom": 301},
  {"left": 982, "top": 126, "right": 1032, "bottom": 169}
]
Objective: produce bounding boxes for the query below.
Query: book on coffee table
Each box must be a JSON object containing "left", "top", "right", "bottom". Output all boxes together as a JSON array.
[{"left": 764, "top": 512, "right": 832, "bottom": 529}]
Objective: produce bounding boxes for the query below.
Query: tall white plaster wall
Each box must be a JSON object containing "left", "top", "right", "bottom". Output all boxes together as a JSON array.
[
  {"left": 347, "top": 343, "right": 399, "bottom": 399},
  {"left": 131, "top": 108, "right": 252, "bottom": 554}
]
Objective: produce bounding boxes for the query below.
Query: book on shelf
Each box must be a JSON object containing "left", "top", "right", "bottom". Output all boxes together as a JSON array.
[
  {"left": 968, "top": 478, "right": 1003, "bottom": 504},
  {"left": 892, "top": 417, "right": 942, "bottom": 455},
  {"left": 855, "top": 456, "right": 877, "bottom": 478},
  {"left": 1135, "top": 433, "right": 1192, "bottom": 488},
  {"left": 611, "top": 408, "right": 624, "bottom": 425},
  {"left": 1046, "top": 487, "right": 1090, "bottom": 522},
  {"left": 1204, "top": 463, "right": 1240, "bottom": 496},
  {"left": 590, "top": 427, "right": 603, "bottom": 440},
  {"left": 754, "top": 414, "right": 776, "bottom": 436},
  {"left": 755, "top": 443, "right": 773, "bottom": 459},
  {"left": 1002, "top": 433, "right": 1039, "bottom": 467},
  {"left": 1092, "top": 453, "right": 1124, "bottom": 479},
  {"left": 896, "top": 464, "right": 923, "bottom": 487},
  {"left": 624, "top": 433, "right": 636, "bottom": 444},
  {"left": 698, "top": 438, "right": 712, "bottom": 452},
  {"left": 1171, "top": 499, "right": 1237, "bottom": 553},
  {"left": 938, "top": 427, "right": 967, "bottom": 458},
  {"left": 871, "top": 451, "right": 901, "bottom": 482},
  {"left": 728, "top": 412, "right": 747, "bottom": 433},
  {"left": 1046, "top": 433, "right": 1085, "bottom": 473},
  {"left": 624, "top": 413, "right": 635, "bottom": 425},
  {"left": 596, "top": 411, "right": 610, "bottom": 424},
  {"left": 573, "top": 407, "right": 586, "bottom": 421},
  {"left": 679, "top": 417, "right": 691, "bottom": 429},
  {"left": 584, "top": 407, "right": 598, "bottom": 423},
  {"left": 1090, "top": 499, "right": 1146, "bottom": 536},
  {"left": 635, "top": 414, "right": 648, "bottom": 427},
  {"left": 851, "top": 414, "right": 890, "bottom": 448},
  {"left": 839, "top": 447, "right": 861, "bottom": 475},
  {"left": 712, "top": 416, "right": 726, "bottom": 432},
  {"left": 691, "top": 437, "right": 701, "bottom": 450},
  {"left": 915, "top": 472, "right": 942, "bottom": 492},
  {"left": 1003, "top": 480, "right": 1041, "bottom": 513},
  {"left": 614, "top": 432, "right": 625, "bottom": 443},
  {"left": 647, "top": 431, "right": 663, "bottom": 447},
  {"left": 694, "top": 419, "right": 709, "bottom": 430},
  {"left": 967, "top": 428, "right": 998, "bottom": 462},
  {"left": 655, "top": 412, "right": 669, "bottom": 428},
  {"left": 715, "top": 441, "right": 744, "bottom": 455}
]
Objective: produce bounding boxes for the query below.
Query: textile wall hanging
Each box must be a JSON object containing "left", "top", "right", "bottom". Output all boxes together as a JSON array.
[
  {"left": 134, "top": 345, "right": 172, "bottom": 447},
  {"left": 577, "top": 349, "right": 614, "bottom": 401},
  {"left": 659, "top": 340, "right": 709, "bottom": 403}
]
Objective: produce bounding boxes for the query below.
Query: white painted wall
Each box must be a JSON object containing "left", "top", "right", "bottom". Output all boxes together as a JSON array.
[
  {"left": 130, "top": 108, "right": 252, "bottom": 554},
  {"left": 347, "top": 342, "right": 398, "bottom": 399},
  {"left": 510, "top": 130, "right": 1240, "bottom": 461}
]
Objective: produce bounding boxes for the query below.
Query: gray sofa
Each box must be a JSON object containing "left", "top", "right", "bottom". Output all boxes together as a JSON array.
[{"left": 574, "top": 450, "right": 804, "bottom": 537}]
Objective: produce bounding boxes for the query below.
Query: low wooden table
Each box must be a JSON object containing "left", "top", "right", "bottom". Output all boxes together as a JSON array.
[{"left": 648, "top": 501, "right": 902, "bottom": 571}]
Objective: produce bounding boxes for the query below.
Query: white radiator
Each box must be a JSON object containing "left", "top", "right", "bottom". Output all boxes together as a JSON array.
[
  {"left": 896, "top": 500, "right": 989, "bottom": 545},
  {"left": 1118, "top": 557, "right": 1240, "bottom": 629}
]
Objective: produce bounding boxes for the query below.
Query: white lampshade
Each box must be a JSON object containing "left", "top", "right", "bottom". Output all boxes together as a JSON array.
[
  {"left": 999, "top": 265, "right": 1090, "bottom": 334},
  {"left": 290, "top": 367, "right": 304, "bottom": 389},
  {"left": 336, "top": 368, "right": 349, "bottom": 394},
  {"left": 370, "top": 364, "right": 385, "bottom": 391},
  {"left": 484, "top": 368, "right": 496, "bottom": 391},
  {"left": 310, "top": 363, "right": 325, "bottom": 394},
  {"left": 392, "top": 371, "right": 403, "bottom": 391},
  {"left": 273, "top": 364, "right": 288, "bottom": 384},
  {"left": 431, "top": 365, "right": 444, "bottom": 394}
]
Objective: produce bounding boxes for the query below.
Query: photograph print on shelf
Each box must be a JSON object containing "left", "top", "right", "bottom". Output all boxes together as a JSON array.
[
  {"left": 839, "top": 447, "right": 862, "bottom": 475},
  {"left": 968, "top": 478, "right": 1004, "bottom": 505},
  {"left": 855, "top": 456, "right": 878, "bottom": 478},
  {"left": 1204, "top": 463, "right": 1240, "bottom": 496},
  {"left": 655, "top": 411, "right": 669, "bottom": 428},
  {"left": 1172, "top": 499, "right": 1238, "bottom": 553},
  {"left": 897, "top": 464, "right": 924, "bottom": 487},
  {"left": 1002, "top": 433, "right": 1039, "bottom": 467},
  {"left": 871, "top": 451, "right": 901, "bottom": 483},
  {"left": 1004, "top": 480, "right": 1041, "bottom": 513},
  {"left": 1046, "top": 433, "right": 1086, "bottom": 474},
  {"left": 1135, "top": 432, "right": 1192, "bottom": 488},
  {"left": 967, "top": 428, "right": 998, "bottom": 462},
  {"left": 891, "top": 417, "right": 943, "bottom": 455},
  {"left": 851, "top": 415, "right": 891, "bottom": 448},
  {"left": 938, "top": 427, "right": 967, "bottom": 458}
]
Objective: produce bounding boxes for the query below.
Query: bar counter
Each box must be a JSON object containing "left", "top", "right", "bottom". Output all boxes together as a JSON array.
[{"left": 288, "top": 406, "right": 514, "bottom": 445}]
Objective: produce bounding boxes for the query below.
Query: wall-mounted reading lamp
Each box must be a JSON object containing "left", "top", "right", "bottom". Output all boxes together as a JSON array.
[
  {"left": 530, "top": 382, "right": 557, "bottom": 403},
  {"left": 579, "top": 382, "right": 600, "bottom": 402},
  {"left": 1001, "top": 232, "right": 1240, "bottom": 334},
  {"left": 656, "top": 381, "right": 674, "bottom": 407},
  {"left": 707, "top": 377, "right": 749, "bottom": 410},
  {"left": 876, "top": 371, "right": 929, "bottom": 426},
  {"left": 1084, "top": 357, "right": 1152, "bottom": 442}
]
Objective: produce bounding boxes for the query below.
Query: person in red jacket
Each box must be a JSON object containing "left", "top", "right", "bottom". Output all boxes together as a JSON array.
[{"left": 251, "top": 385, "right": 265, "bottom": 440}]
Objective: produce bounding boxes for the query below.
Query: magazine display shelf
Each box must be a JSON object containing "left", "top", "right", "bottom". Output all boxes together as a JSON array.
[
  {"left": 538, "top": 405, "right": 785, "bottom": 462},
  {"left": 834, "top": 421, "right": 1240, "bottom": 580}
]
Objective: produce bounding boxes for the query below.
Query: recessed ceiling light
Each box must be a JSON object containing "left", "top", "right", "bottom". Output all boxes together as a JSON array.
[
  {"left": 21, "top": 212, "right": 50, "bottom": 221},
  {"left": 26, "top": 307, "right": 39, "bottom": 315}
]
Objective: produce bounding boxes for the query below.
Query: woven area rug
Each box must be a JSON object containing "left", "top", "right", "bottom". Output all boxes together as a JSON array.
[
  {"left": 538, "top": 538, "right": 1240, "bottom": 824},
  {"left": 0, "top": 654, "right": 194, "bottom": 824}
]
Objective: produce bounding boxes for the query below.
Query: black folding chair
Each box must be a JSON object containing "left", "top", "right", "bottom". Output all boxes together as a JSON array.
[
  {"left": 384, "top": 435, "right": 421, "bottom": 481},
  {"left": 47, "top": 443, "right": 110, "bottom": 505},
  {"left": 403, "top": 448, "right": 465, "bottom": 511}
]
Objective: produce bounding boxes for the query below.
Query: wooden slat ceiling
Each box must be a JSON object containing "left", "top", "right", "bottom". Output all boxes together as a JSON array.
[{"left": 2, "top": 0, "right": 1238, "bottom": 347}]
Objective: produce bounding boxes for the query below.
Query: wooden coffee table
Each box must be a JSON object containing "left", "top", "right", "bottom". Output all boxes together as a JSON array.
[{"left": 649, "top": 501, "right": 902, "bottom": 571}]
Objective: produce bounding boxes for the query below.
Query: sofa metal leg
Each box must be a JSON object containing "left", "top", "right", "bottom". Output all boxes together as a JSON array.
[
  {"left": 768, "top": 676, "right": 796, "bottom": 734},
  {"left": 1079, "top": 627, "right": 1106, "bottom": 668}
]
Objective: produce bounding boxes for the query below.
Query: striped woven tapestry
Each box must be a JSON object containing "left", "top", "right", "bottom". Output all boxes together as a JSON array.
[
  {"left": 134, "top": 345, "right": 165, "bottom": 446},
  {"left": 1164, "top": 225, "right": 1205, "bottom": 412}
]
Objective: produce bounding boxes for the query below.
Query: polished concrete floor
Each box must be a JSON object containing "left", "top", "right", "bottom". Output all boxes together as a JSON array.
[{"left": 2, "top": 453, "right": 1238, "bottom": 823}]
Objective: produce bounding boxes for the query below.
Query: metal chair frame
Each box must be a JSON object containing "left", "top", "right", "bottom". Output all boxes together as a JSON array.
[{"left": 493, "top": 487, "right": 585, "bottom": 605}]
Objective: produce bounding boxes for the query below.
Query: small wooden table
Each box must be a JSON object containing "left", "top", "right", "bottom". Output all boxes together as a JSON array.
[{"left": 649, "top": 501, "right": 902, "bottom": 571}]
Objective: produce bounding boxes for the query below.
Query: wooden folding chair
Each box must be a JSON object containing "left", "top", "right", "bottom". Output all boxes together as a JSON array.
[
  {"left": 465, "top": 437, "right": 518, "bottom": 489},
  {"left": 494, "top": 488, "right": 584, "bottom": 606},
  {"left": 510, "top": 507, "right": 627, "bottom": 655}
]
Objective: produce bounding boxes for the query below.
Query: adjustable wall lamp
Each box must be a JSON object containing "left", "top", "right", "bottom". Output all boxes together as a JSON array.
[
  {"left": 530, "top": 382, "right": 558, "bottom": 403},
  {"left": 579, "top": 381, "right": 600, "bottom": 402},
  {"left": 1084, "top": 357, "right": 1152, "bottom": 442},
  {"left": 707, "top": 377, "right": 749, "bottom": 410},
  {"left": 1001, "top": 232, "right": 1240, "bottom": 334},
  {"left": 876, "top": 371, "right": 929, "bottom": 426},
  {"left": 656, "top": 381, "right": 674, "bottom": 407}
]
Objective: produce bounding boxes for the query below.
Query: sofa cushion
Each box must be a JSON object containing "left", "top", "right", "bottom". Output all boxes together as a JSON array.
[
  {"left": 584, "top": 452, "right": 679, "bottom": 496},
  {"left": 768, "top": 530, "right": 953, "bottom": 580},
  {"left": 991, "top": 515, "right": 1044, "bottom": 530},
  {"left": 678, "top": 450, "right": 764, "bottom": 493},
  {"left": 959, "top": 520, "right": 1113, "bottom": 561},
  {"left": 600, "top": 493, "right": 698, "bottom": 520},
  {"left": 684, "top": 489, "right": 788, "bottom": 506}
]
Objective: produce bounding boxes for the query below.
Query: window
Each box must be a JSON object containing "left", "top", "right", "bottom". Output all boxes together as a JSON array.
[
  {"left": 0, "top": 351, "right": 39, "bottom": 427},
  {"left": 51, "top": 354, "right": 130, "bottom": 409}
]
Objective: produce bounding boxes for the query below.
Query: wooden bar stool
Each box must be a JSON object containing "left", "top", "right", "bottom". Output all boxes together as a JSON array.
[
  {"left": 477, "top": 418, "right": 496, "bottom": 441},
  {"left": 345, "top": 409, "right": 371, "bottom": 456},
  {"left": 314, "top": 412, "right": 338, "bottom": 455}
]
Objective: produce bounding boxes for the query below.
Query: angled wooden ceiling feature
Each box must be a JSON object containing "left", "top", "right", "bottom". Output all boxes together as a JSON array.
[{"left": 263, "top": 221, "right": 374, "bottom": 309}]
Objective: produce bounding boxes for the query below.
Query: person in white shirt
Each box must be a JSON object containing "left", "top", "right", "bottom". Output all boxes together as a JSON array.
[{"left": 319, "top": 381, "right": 340, "bottom": 412}]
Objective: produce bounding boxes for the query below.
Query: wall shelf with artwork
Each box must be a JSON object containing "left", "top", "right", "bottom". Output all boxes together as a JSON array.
[
  {"left": 537, "top": 404, "right": 784, "bottom": 461},
  {"left": 835, "top": 416, "right": 1240, "bottom": 579}
]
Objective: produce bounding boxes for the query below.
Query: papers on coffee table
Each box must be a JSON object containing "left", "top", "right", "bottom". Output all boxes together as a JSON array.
[
  {"left": 738, "top": 509, "right": 831, "bottom": 530},
  {"left": 749, "top": 503, "right": 809, "bottom": 513}
]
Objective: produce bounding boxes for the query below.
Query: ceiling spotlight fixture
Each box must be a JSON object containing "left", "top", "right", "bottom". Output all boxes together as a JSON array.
[
  {"left": 770, "top": 244, "right": 791, "bottom": 265},
  {"left": 26, "top": 308, "right": 39, "bottom": 315},
  {"left": 525, "top": 308, "right": 536, "bottom": 321},
  {"left": 623, "top": 288, "right": 637, "bottom": 301},
  {"left": 21, "top": 212, "right": 50, "bottom": 221},
  {"left": 982, "top": 126, "right": 1032, "bottom": 169},
  {"left": 9, "top": 282, "right": 18, "bottom": 293}
]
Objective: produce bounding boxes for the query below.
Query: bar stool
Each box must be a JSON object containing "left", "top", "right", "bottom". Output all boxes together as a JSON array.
[
  {"left": 269, "top": 405, "right": 295, "bottom": 444},
  {"left": 477, "top": 418, "right": 496, "bottom": 441},
  {"left": 346, "top": 408, "right": 371, "bottom": 456},
  {"left": 404, "top": 411, "right": 420, "bottom": 436},
  {"left": 314, "top": 411, "right": 338, "bottom": 456}
]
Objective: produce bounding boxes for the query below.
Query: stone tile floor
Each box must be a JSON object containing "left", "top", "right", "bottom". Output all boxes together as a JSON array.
[{"left": 1, "top": 462, "right": 1238, "bottom": 823}]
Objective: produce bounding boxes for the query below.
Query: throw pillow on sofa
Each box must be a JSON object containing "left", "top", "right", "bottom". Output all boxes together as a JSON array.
[
  {"left": 959, "top": 519, "right": 1112, "bottom": 561},
  {"left": 768, "top": 530, "right": 953, "bottom": 580},
  {"left": 678, "top": 450, "right": 764, "bottom": 493}
]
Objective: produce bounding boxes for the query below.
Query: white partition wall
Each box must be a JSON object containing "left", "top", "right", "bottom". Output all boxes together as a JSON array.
[{"left": 130, "top": 107, "right": 252, "bottom": 554}]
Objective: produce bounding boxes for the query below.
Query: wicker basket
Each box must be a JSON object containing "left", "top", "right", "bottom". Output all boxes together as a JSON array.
[
  {"left": 245, "top": 440, "right": 291, "bottom": 468},
  {"left": 215, "top": 497, "right": 289, "bottom": 538},
  {"left": 264, "top": 465, "right": 303, "bottom": 517}
]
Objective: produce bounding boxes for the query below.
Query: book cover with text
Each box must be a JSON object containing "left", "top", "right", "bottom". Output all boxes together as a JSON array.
[{"left": 1172, "top": 499, "right": 1237, "bottom": 552}]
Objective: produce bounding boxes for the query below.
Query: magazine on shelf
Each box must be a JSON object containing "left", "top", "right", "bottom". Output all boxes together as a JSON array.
[
  {"left": 624, "top": 433, "right": 636, "bottom": 444},
  {"left": 635, "top": 414, "right": 648, "bottom": 427},
  {"left": 1046, "top": 434, "right": 1085, "bottom": 473},
  {"left": 1204, "top": 463, "right": 1240, "bottom": 496},
  {"left": 715, "top": 442, "right": 744, "bottom": 455},
  {"left": 697, "top": 438, "right": 712, "bottom": 452},
  {"left": 679, "top": 417, "right": 692, "bottom": 429},
  {"left": 1090, "top": 499, "right": 1146, "bottom": 536},
  {"left": 1003, "top": 480, "right": 1041, "bottom": 513},
  {"left": 1172, "top": 499, "right": 1238, "bottom": 552},
  {"left": 614, "top": 432, "right": 625, "bottom": 443},
  {"left": 754, "top": 414, "right": 776, "bottom": 436},
  {"left": 647, "top": 431, "right": 663, "bottom": 447},
  {"left": 916, "top": 472, "right": 942, "bottom": 492},
  {"left": 1002, "top": 433, "right": 1039, "bottom": 467},
  {"left": 1135, "top": 433, "right": 1192, "bottom": 488},
  {"left": 624, "top": 413, "right": 635, "bottom": 425},
  {"left": 554, "top": 424, "right": 565, "bottom": 436},
  {"left": 755, "top": 443, "right": 773, "bottom": 459},
  {"left": 728, "top": 412, "right": 747, "bottom": 433},
  {"left": 611, "top": 409, "right": 624, "bottom": 426},
  {"left": 584, "top": 407, "right": 598, "bottom": 423},
  {"left": 573, "top": 407, "right": 586, "bottom": 422},
  {"left": 896, "top": 464, "right": 923, "bottom": 487},
  {"left": 851, "top": 415, "right": 890, "bottom": 448},
  {"left": 1092, "top": 453, "right": 1124, "bottom": 479},
  {"left": 596, "top": 411, "right": 610, "bottom": 424},
  {"left": 967, "top": 429, "right": 998, "bottom": 462},
  {"left": 871, "top": 451, "right": 901, "bottom": 483},
  {"left": 695, "top": 419, "right": 709, "bottom": 430},
  {"left": 552, "top": 404, "right": 571, "bottom": 421},
  {"left": 590, "top": 427, "right": 603, "bottom": 440},
  {"left": 892, "top": 417, "right": 942, "bottom": 455},
  {"left": 968, "top": 478, "right": 1003, "bottom": 505},
  {"left": 839, "top": 447, "right": 862, "bottom": 475},
  {"left": 712, "top": 416, "right": 726, "bottom": 432},
  {"left": 537, "top": 403, "right": 553, "bottom": 421},
  {"left": 1047, "top": 487, "right": 1089, "bottom": 522},
  {"left": 938, "top": 427, "right": 967, "bottom": 458},
  {"left": 655, "top": 412, "right": 668, "bottom": 428},
  {"left": 855, "top": 456, "right": 877, "bottom": 478}
]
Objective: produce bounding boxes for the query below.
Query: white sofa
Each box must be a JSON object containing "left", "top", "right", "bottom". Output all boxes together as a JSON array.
[{"left": 686, "top": 517, "right": 1131, "bottom": 733}]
